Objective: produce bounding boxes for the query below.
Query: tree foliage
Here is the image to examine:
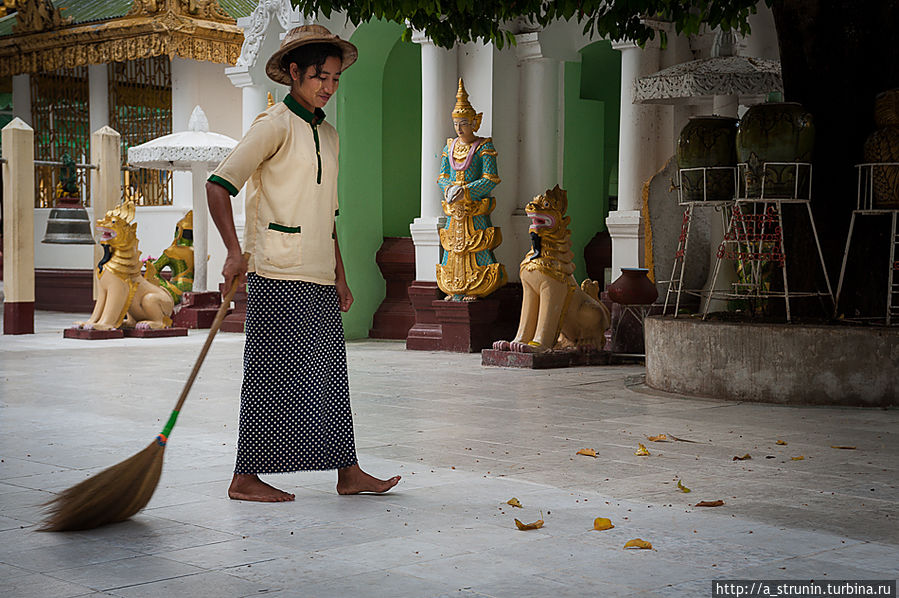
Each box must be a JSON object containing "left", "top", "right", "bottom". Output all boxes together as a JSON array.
[{"left": 291, "top": 0, "right": 765, "bottom": 49}]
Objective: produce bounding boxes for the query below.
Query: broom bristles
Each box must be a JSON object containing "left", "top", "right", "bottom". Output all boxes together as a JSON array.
[{"left": 40, "top": 440, "right": 165, "bottom": 532}]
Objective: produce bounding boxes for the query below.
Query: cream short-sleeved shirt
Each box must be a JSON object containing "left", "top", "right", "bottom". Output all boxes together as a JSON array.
[{"left": 209, "top": 94, "right": 339, "bottom": 284}]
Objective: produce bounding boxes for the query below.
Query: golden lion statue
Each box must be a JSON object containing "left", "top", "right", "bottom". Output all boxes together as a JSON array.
[
  {"left": 74, "top": 200, "right": 174, "bottom": 331},
  {"left": 493, "top": 186, "right": 610, "bottom": 353}
]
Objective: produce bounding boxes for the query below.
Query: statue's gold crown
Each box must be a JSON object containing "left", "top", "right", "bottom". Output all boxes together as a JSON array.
[
  {"left": 177, "top": 210, "right": 193, "bottom": 231},
  {"left": 452, "top": 78, "right": 482, "bottom": 131},
  {"left": 108, "top": 199, "right": 136, "bottom": 224}
]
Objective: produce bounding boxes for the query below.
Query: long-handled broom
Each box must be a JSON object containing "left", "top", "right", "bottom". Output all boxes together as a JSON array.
[{"left": 41, "top": 274, "right": 244, "bottom": 531}]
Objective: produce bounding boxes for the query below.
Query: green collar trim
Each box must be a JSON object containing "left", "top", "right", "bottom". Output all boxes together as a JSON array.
[{"left": 284, "top": 94, "right": 326, "bottom": 125}]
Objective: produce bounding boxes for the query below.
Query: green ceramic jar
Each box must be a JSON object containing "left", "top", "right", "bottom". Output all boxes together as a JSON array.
[
  {"left": 676, "top": 115, "right": 739, "bottom": 202},
  {"left": 736, "top": 102, "right": 815, "bottom": 198},
  {"left": 862, "top": 89, "right": 899, "bottom": 208}
]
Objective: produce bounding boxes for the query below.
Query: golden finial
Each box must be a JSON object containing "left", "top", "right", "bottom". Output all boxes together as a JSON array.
[
  {"left": 267, "top": 92, "right": 275, "bottom": 108},
  {"left": 452, "top": 78, "right": 477, "bottom": 121}
]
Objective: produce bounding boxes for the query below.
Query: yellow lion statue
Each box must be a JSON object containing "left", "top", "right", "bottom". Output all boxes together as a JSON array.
[
  {"left": 74, "top": 200, "right": 174, "bottom": 331},
  {"left": 493, "top": 186, "right": 610, "bottom": 353}
]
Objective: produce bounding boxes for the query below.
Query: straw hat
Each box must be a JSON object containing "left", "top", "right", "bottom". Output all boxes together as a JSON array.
[{"left": 265, "top": 25, "right": 358, "bottom": 86}]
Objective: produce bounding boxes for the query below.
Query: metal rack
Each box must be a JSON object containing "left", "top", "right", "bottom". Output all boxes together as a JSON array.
[
  {"left": 834, "top": 162, "right": 899, "bottom": 325},
  {"left": 702, "top": 162, "right": 834, "bottom": 322},
  {"left": 662, "top": 166, "right": 736, "bottom": 316}
]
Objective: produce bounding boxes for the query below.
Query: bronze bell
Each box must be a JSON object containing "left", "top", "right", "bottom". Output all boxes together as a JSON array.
[{"left": 42, "top": 201, "right": 96, "bottom": 244}]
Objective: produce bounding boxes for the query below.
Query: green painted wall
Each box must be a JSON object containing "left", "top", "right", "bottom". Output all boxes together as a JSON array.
[
  {"left": 562, "top": 41, "right": 620, "bottom": 282},
  {"left": 381, "top": 42, "right": 422, "bottom": 237},
  {"left": 335, "top": 20, "right": 416, "bottom": 338}
]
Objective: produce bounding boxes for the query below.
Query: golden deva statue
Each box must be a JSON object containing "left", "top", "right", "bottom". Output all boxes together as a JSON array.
[{"left": 436, "top": 79, "right": 506, "bottom": 301}]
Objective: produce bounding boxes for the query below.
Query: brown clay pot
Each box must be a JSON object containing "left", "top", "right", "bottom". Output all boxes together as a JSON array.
[{"left": 607, "top": 268, "right": 658, "bottom": 305}]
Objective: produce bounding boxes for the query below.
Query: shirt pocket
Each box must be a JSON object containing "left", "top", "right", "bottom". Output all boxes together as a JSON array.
[{"left": 261, "top": 223, "right": 303, "bottom": 269}]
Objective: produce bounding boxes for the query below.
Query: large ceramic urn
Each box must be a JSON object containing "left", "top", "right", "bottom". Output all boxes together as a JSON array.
[
  {"left": 863, "top": 89, "right": 899, "bottom": 209},
  {"left": 676, "top": 115, "right": 739, "bottom": 202},
  {"left": 736, "top": 102, "right": 815, "bottom": 199},
  {"left": 607, "top": 268, "right": 659, "bottom": 305}
]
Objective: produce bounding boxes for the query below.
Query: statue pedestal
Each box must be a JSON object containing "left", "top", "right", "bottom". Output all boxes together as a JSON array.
[
  {"left": 432, "top": 297, "right": 500, "bottom": 353},
  {"left": 220, "top": 281, "right": 248, "bottom": 333},
  {"left": 64, "top": 327, "right": 124, "bottom": 340},
  {"left": 482, "top": 348, "right": 611, "bottom": 369},
  {"left": 406, "top": 283, "right": 522, "bottom": 352},
  {"left": 369, "top": 237, "right": 416, "bottom": 339},
  {"left": 172, "top": 290, "right": 226, "bottom": 329}
]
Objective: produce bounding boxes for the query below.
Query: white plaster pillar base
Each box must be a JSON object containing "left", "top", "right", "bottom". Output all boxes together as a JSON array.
[
  {"left": 410, "top": 217, "right": 445, "bottom": 282},
  {"left": 606, "top": 210, "right": 644, "bottom": 277}
]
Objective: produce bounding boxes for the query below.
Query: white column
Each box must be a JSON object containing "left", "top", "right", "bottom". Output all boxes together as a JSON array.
[
  {"left": 607, "top": 42, "right": 662, "bottom": 278},
  {"left": 410, "top": 31, "right": 455, "bottom": 281},
  {"left": 191, "top": 164, "right": 209, "bottom": 292},
  {"left": 88, "top": 65, "right": 109, "bottom": 135},
  {"left": 11, "top": 74, "right": 31, "bottom": 126},
  {"left": 515, "top": 32, "right": 561, "bottom": 202}
]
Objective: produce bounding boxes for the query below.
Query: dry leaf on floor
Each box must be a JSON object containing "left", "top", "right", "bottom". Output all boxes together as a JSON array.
[
  {"left": 831, "top": 445, "right": 856, "bottom": 450},
  {"left": 624, "top": 538, "right": 653, "bottom": 549},
  {"left": 694, "top": 500, "right": 725, "bottom": 507},
  {"left": 733, "top": 454, "right": 752, "bottom": 461},
  {"left": 635, "top": 443, "right": 651, "bottom": 456},
  {"left": 576, "top": 448, "right": 598, "bottom": 458},
  {"left": 791, "top": 455, "right": 805, "bottom": 460},
  {"left": 514, "top": 514, "right": 544, "bottom": 531},
  {"left": 677, "top": 479, "right": 691, "bottom": 493},
  {"left": 506, "top": 498, "right": 523, "bottom": 508},
  {"left": 776, "top": 440, "right": 788, "bottom": 445},
  {"left": 593, "top": 517, "right": 614, "bottom": 531},
  {"left": 647, "top": 434, "right": 668, "bottom": 442}
]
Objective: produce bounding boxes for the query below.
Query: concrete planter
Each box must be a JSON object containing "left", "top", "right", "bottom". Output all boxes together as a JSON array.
[{"left": 645, "top": 316, "right": 898, "bottom": 406}]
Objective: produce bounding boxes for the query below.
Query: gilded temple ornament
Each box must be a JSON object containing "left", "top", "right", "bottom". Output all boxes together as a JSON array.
[{"left": 436, "top": 79, "right": 506, "bottom": 300}]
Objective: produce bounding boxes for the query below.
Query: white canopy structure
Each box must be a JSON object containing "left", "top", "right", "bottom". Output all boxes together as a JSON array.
[
  {"left": 634, "top": 30, "right": 783, "bottom": 107},
  {"left": 128, "top": 105, "right": 237, "bottom": 293}
]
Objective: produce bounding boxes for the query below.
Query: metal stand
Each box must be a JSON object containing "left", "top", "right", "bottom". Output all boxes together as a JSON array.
[
  {"left": 662, "top": 166, "right": 736, "bottom": 316},
  {"left": 834, "top": 162, "right": 899, "bottom": 325},
  {"left": 702, "top": 162, "right": 834, "bottom": 322}
]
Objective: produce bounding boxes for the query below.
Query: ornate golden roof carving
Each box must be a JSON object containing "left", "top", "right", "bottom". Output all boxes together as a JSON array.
[
  {"left": 12, "top": 0, "right": 70, "bottom": 34},
  {"left": 0, "top": 0, "right": 242, "bottom": 77}
]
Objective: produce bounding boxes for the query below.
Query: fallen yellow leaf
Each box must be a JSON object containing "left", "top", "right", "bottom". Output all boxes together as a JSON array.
[
  {"left": 506, "top": 498, "right": 523, "bottom": 508},
  {"left": 647, "top": 434, "right": 668, "bottom": 442},
  {"left": 776, "top": 440, "right": 788, "bottom": 445},
  {"left": 593, "top": 517, "right": 614, "bottom": 531},
  {"left": 677, "top": 479, "right": 692, "bottom": 493},
  {"left": 576, "top": 448, "right": 597, "bottom": 458},
  {"left": 514, "top": 516, "right": 544, "bottom": 531},
  {"left": 623, "top": 538, "right": 652, "bottom": 549},
  {"left": 634, "top": 443, "right": 650, "bottom": 456},
  {"left": 694, "top": 500, "right": 725, "bottom": 507},
  {"left": 831, "top": 445, "right": 856, "bottom": 450},
  {"left": 733, "top": 454, "right": 752, "bottom": 461},
  {"left": 791, "top": 455, "right": 805, "bottom": 460}
]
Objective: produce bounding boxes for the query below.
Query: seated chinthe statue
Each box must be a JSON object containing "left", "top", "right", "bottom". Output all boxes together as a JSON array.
[
  {"left": 493, "top": 186, "right": 610, "bottom": 353},
  {"left": 144, "top": 210, "right": 195, "bottom": 305},
  {"left": 436, "top": 79, "right": 506, "bottom": 301}
]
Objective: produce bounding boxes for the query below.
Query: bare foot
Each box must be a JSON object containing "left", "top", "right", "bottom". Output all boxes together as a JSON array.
[
  {"left": 336, "top": 464, "right": 401, "bottom": 495},
  {"left": 492, "top": 340, "right": 511, "bottom": 351},
  {"left": 228, "top": 474, "right": 295, "bottom": 502}
]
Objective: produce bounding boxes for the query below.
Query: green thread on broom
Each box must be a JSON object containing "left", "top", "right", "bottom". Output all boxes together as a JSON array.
[{"left": 156, "top": 410, "right": 180, "bottom": 446}]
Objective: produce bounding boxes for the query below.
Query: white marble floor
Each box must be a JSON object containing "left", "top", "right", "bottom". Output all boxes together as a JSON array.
[{"left": 1, "top": 311, "right": 897, "bottom": 597}]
